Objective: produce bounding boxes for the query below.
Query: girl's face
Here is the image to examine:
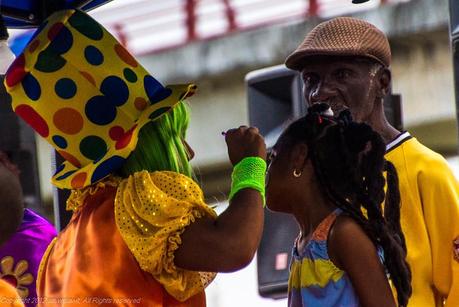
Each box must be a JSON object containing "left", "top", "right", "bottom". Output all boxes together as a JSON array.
[{"left": 265, "top": 141, "right": 296, "bottom": 213}]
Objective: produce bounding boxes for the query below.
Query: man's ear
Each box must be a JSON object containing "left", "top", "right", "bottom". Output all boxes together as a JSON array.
[
  {"left": 378, "top": 67, "right": 392, "bottom": 98},
  {"left": 290, "top": 143, "right": 308, "bottom": 171}
]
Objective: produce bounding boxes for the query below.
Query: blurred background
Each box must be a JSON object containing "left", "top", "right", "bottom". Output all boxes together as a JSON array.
[{"left": 1, "top": 0, "right": 459, "bottom": 306}]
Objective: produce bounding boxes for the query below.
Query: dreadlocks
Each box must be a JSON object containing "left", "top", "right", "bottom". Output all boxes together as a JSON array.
[{"left": 278, "top": 103, "right": 412, "bottom": 306}]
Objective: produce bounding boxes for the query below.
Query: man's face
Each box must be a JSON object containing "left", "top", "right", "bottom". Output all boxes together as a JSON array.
[{"left": 300, "top": 56, "right": 383, "bottom": 122}]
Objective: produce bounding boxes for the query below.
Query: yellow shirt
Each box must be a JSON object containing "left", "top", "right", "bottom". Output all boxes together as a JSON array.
[{"left": 385, "top": 133, "right": 459, "bottom": 307}]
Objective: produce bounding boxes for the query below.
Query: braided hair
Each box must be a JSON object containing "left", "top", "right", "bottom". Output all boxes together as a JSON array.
[{"left": 278, "top": 103, "right": 411, "bottom": 306}]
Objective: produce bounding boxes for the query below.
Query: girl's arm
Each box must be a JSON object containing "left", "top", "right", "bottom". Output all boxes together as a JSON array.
[
  {"left": 174, "top": 126, "right": 266, "bottom": 273},
  {"left": 328, "top": 216, "right": 396, "bottom": 307}
]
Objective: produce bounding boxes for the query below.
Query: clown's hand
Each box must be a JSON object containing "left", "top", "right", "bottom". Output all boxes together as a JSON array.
[{"left": 224, "top": 126, "right": 266, "bottom": 166}]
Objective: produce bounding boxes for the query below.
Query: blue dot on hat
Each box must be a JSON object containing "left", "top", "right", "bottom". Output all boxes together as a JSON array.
[
  {"left": 55, "top": 169, "right": 76, "bottom": 181},
  {"left": 49, "top": 25, "right": 73, "bottom": 54},
  {"left": 68, "top": 10, "right": 104, "bottom": 41},
  {"left": 85, "top": 96, "right": 117, "bottom": 125},
  {"left": 80, "top": 135, "right": 108, "bottom": 160},
  {"left": 144, "top": 75, "right": 172, "bottom": 104},
  {"left": 54, "top": 163, "right": 65, "bottom": 175},
  {"left": 22, "top": 73, "right": 41, "bottom": 101},
  {"left": 85, "top": 45, "right": 104, "bottom": 66},
  {"left": 35, "top": 49, "right": 67, "bottom": 73},
  {"left": 100, "top": 76, "right": 129, "bottom": 106},
  {"left": 149, "top": 106, "right": 171, "bottom": 120},
  {"left": 91, "top": 155, "right": 125, "bottom": 183},
  {"left": 52, "top": 135, "right": 68, "bottom": 149},
  {"left": 55, "top": 78, "right": 77, "bottom": 99},
  {"left": 123, "top": 68, "right": 137, "bottom": 83}
]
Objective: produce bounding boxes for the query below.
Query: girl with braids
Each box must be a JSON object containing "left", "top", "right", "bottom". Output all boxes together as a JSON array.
[{"left": 266, "top": 103, "right": 411, "bottom": 307}]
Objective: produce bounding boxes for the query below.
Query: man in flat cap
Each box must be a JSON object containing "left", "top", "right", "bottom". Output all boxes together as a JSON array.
[{"left": 285, "top": 17, "right": 459, "bottom": 306}]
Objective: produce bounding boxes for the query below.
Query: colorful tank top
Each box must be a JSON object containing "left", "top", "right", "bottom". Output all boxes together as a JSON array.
[{"left": 288, "top": 208, "right": 360, "bottom": 307}]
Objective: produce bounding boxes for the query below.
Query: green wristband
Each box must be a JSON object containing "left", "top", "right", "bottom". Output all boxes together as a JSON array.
[{"left": 229, "top": 156, "right": 267, "bottom": 206}]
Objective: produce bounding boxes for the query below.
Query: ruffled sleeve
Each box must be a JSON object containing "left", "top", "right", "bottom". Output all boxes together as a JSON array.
[{"left": 114, "top": 170, "right": 217, "bottom": 301}]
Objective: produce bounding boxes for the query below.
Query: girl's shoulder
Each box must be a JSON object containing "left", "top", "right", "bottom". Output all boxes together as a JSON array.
[
  {"left": 329, "top": 214, "right": 362, "bottom": 236},
  {"left": 328, "top": 214, "right": 374, "bottom": 269}
]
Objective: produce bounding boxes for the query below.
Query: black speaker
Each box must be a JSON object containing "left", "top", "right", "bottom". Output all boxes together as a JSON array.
[
  {"left": 246, "top": 65, "right": 303, "bottom": 299},
  {"left": 246, "top": 64, "right": 403, "bottom": 299},
  {"left": 246, "top": 65, "right": 305, "bottom": 148},
  {"left": 449, "top": 0, "right": 459, "bottom": 147}
]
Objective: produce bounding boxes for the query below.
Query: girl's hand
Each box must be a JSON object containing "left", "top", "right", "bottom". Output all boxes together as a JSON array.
[{"left": 224, "top": 126, "right": 266, "bottom": 166}]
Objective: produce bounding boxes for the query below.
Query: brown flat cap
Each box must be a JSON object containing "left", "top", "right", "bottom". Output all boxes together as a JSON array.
[{"left": 285, "top": 17, "right": 391, "bottom": 70}]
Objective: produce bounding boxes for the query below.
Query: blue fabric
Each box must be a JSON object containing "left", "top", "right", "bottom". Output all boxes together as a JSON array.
[
  {"left": 289, "top": 277, "right": 359, "bottom": 307},
  {"left": 293, "top": 239, "right": 329, "bottom": 261},
  {"left": 9, "top": 30, "right": 34, "bottom": 55}
]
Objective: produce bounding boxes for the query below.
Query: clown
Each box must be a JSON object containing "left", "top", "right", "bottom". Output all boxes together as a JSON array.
[{"left": 5, "top": 9, "right": 266, "bottom": 306}]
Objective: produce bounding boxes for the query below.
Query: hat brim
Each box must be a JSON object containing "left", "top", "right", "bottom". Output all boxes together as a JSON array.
[
  {"left": 52, "top": 83, "right": 196, "bottom": 190},
  {"left": 285, "top": 50, "right": 388, "bottom": 71}
]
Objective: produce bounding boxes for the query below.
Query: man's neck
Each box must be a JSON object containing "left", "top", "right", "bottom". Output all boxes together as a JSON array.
[
  {"left": 365, "top": 105, "right": 401, "bottom": 144},
  {"left": 371, "top": 122, "right": 400, "bottom": 145}
]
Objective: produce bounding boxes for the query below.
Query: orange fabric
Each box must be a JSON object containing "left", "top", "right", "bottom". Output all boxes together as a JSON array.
[
  {"left": 310, "top": 210, "right": 339, "bottom": 241},
  {"left": 37, "top": 186, "right": 205, "bottom": 307},
  {"left": 0, "top": 279, "right": 24, "bottom": 307}
]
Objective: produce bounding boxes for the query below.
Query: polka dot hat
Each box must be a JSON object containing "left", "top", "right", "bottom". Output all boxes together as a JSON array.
[{"left": 4, "top": 9, "right": 196, "bottom": 190}]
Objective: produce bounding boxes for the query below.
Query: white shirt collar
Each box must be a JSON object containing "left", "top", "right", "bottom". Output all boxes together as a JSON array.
[{"left": 386, "top": 131, "right": 411, "bottom": 151}]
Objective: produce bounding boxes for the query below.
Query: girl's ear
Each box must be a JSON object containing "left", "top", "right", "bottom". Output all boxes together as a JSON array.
[{"left": 290, "top": 143, "right": 308, "bottom": 171}]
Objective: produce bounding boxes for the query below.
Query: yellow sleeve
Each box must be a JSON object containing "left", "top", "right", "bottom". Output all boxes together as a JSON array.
[
  {"left": 114, "top": 170, "right": 217, "bottom": 302},
  {"left": 418, "top": 157, "right": 459, "bottom": 307}
]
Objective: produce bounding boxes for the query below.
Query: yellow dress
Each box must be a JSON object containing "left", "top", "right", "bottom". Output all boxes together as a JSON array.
[{"left": 38, "top": 171, "right": 217, "bottom": 306}]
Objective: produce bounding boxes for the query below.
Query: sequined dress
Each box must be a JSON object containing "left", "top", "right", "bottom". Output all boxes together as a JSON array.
[{"left": 37, "top": 171, "right": 217, "bottom": 307}]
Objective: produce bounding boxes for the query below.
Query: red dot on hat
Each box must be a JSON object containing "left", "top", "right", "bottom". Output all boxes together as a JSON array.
[
  {"left": 29, "top": 40, "right": 40, "bottom": 53},
  {"left": 79, "top": 71, "right": 96, "bottom": 86},
  {"left": 71, "top": 172, "right": 87, "bottom": 189},
  {"left": 5, "top": 54, "right": 26, "bottom": 88},
  {"left": 58, "top": 150, "right": 81, "bottom": 168},
  {"left": 53, "top": 108, "right": 84, "bottom": 135},
  {"left": 109, "top": 126, "right": 125, "bottom": 141},
  {"left": 15, "top": 104, "right": 49, "bottom": 137},
  {"left": 134, "top": 97, "right": 147, "bottom": 111},
  {"left": 115, "top": 125, "right": 137, "bottom": 150},
  {"left": 48, "top": 22, "right": 65, "bottom": 41},
  {"left": 114, "top": 44, "right": 138, "bottom": 67}
]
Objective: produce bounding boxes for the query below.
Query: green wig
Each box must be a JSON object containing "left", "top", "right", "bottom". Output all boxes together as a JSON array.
[{"left": 118, "top": 102, "right": 193, "bottom": 178}]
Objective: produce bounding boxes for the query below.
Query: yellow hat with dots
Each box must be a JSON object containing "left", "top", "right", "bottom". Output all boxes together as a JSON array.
[{"left": 4, "top": 9, "right": 196, "bottom": 190}]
